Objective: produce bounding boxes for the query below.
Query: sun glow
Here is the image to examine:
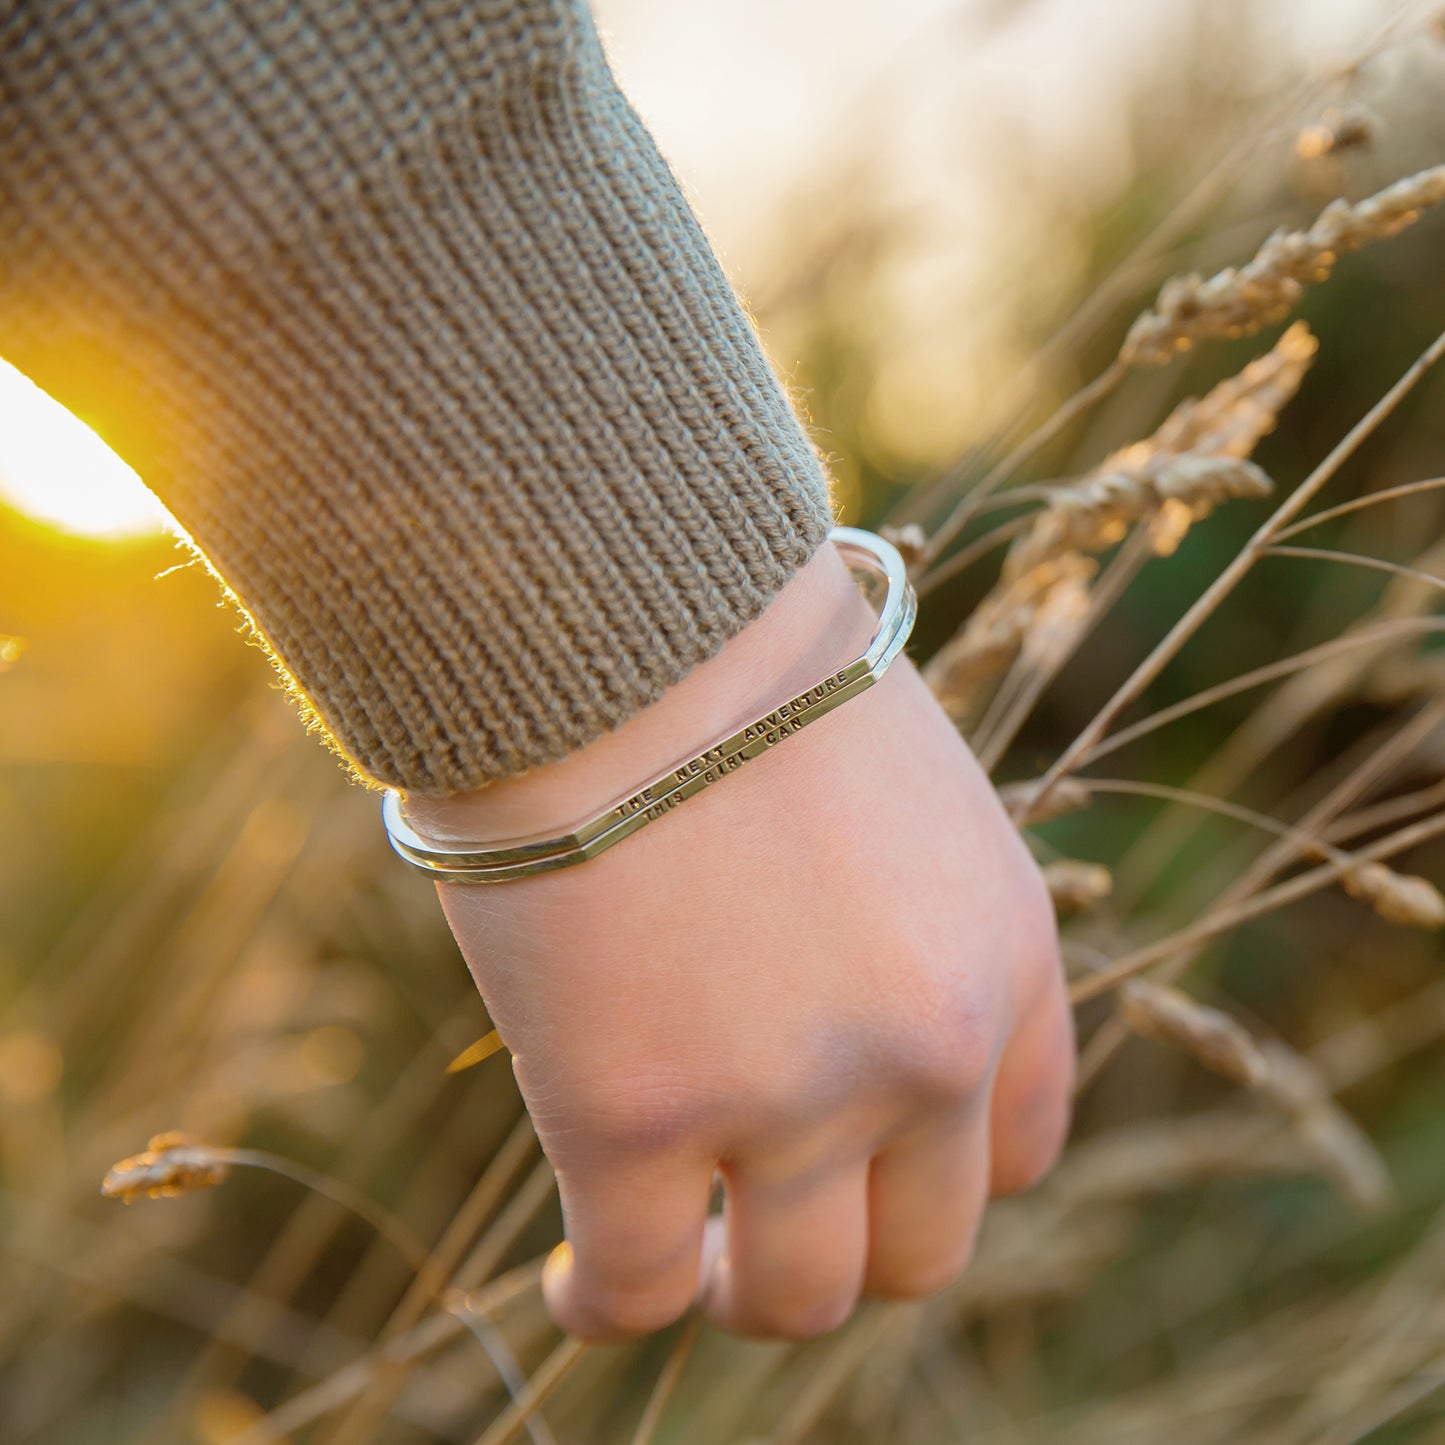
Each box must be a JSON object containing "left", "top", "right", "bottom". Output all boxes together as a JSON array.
[{"left": 0, "top": 358, "right": 172, "bottom": 541}]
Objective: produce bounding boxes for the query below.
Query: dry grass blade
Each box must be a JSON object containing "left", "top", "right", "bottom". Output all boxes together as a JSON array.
[
  {"left": 1077, "top": 772, "right": 1445, "bottom": 947},
  {"left": 1276, "top": 1201, "right": 1445, "bottom": 1442},
  {"left": 102, "top": 1136, "right": 429, "bottom": 1272},
  {"left": 1121, "top": 166, "right": 1445, "bottom": 365},
  {"left": 320, "top": 1143, "right": 556, "bottom": 1445},
  {"left": 317, "top": 1115, "right": 541, "bottom": 1442},
  {"left": 448, "top": 1030, "right": 507, "bottom": 1073},
  {"left": 1295, "top": 102, "right": 1383, "bottom": 159},
  {"left": 471, "top": 1337, "right": 588, "bottom": 1445},
  {"left": 629, "top": 1313, "right": 702, "bottom": 1445},
  {"left": 1272, "top": 474, "right": 1445, "bottom": 541},
  {"left": 1044, "top": 860, "right": 1114, "bottom": 914},
  {"left": 161, "top": 1024, "right": 477, "bottom": 1417},
  {"left": 1027, "top": 323, "right": 1445, "bottom": 822},
  {"left": 1120, "top": 981, "right": 1267, "bottom": 1086},
  {"left": 1082, "top": 618, "right": 1445, "bottom": 767},
  {"left": 1006, "top": 321, "right": 1314, "bottom": 579},
  {"left": 913, "top": 512, "right": 1034, "bottom": 601},
  {"left": 448, "top": 1301, "right": 559, "bottom": 1445},
  {"left": 1266, "top": 543, "right": 1445, "bottom": 594},
  {"left": 919, "top": 360, "right": 1129, "bottom": 572},
  {"left": 1079, "top": 700, "right": 1445, "bottom": 1091},
  {"left": 978, "top": 527, "right": 1156, "bottom": 768},
  {"left": 1255, "top": 1041, "right": 1394, "bottom": 1212},
  {"left": 101, "top": 1132, "right": 230, "bottom": 1201},
  {"left": 1000, "top": 776, "right": 1092, "bottom": 825},
  {"left": 922, "top": 555, "right": 1096, "bottom": 722},
  {"left": 904, "top": 1, "right": 1429, "bottom": 556},
  {"left": 1069, "top": 777, "right": 1373, "bottom": 890},
  {"left": 1322, "top": 778, "right": 1445, "bottom": 842},
  {"left": 1315, "top": 1349, "right": 1445, "bottom": 1445},
  {"left": 454, "top": 1157, "right": 558, "bottom": 1291},
  {"left": 1070, "top": 807, "right": 1445, "bottom": 1003},
  {"left": 1340, "top": 861, "right": 1445, "bottom": 928},
  {"left": 1010, "top": 456, "right": 1273, "bottom": 578},
  {"left": 1311, "top": 980, "right": 1445, "bottom": 1096},
  {"left": 1039, "top": 1111, "right": 1309, "bottom": 1211},
  {"left": 927, "top": 325, "right": 1313, "bottom": 730},
  {"left": 1092, "top": 542, "right": 1445, "bottom": 898},
  {"left": 229, "top": 1262, "right": 545, "bottom": 1445},
  {"left": 768, "top": 1305, "right": 895, "bottom": 1445}
]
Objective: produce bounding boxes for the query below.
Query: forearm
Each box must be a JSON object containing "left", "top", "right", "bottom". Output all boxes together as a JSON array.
[{"left": 0, "top": 0, "right": 836, "bottom": 793}]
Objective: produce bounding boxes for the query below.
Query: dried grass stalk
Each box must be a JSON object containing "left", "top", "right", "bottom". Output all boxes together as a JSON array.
[
  {"left": 1007, "top": 322, "right": 1317, "bottom": 577},
  {"left": 1362, "top": 652, "right": 1445, "bottom": 704},
  {"left": 1008, "top": 454, "right": 1273, "bottom": 578},
  {"left": 1000, "top": 776, "right": 1092, "bottom": 825},
  {"left": 1122, "top": 166, "right": 1445, "bottom": 366},
  {"left": 921, "top": 555, "right": 1096, "bottom": 718},
  {"left": 1019, "top": 564, "right": 1094, "bottom": 668},
  {"left": 922, "top": 327, "right": 1313, "bottom": 722},
  {"left": 1149, "top": 321, "right": 1319, "bottom": 456},
  {"left": 879, "top": 521, "right": 929, "bottom": 572},
  {"left": 1256, "top": 1041, "right": 1393, "bottom": 1212},
  {"left": 447, "top": 1029, "right": 507, "bottom": 1074},
  {"left": 101, "top": 1134, "right": 430, "bottom": 1269},
  {"left": 1033, "top": 324, "right": 1445, "bottom": 829},
  {"left": 102, "top": 1132, "right": 230, "bottom": 1202},
  {"left": 1119, "top": 981, "right": 1267, "bottom": 1086},
  {"left": 1341, "top": 861, "right": 1445, "bottom": 929},
  {"left": 1295, "top": 103, "right": 1383, "bottom": 159},
  {"left": 1044, "top": 860, "right": 1114, "bottom": 914}
]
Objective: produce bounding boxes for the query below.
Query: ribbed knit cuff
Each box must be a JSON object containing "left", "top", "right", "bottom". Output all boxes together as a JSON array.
[{"left": 0, "top": 0, "right": 837, "bottom": 793}]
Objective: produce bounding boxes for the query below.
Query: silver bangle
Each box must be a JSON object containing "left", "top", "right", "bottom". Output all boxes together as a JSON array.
[{"left": 381, "top": 525, "right": 917, "bottom": 883}]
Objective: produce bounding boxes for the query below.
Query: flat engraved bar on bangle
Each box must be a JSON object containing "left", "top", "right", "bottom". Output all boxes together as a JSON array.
[
  {"left": 382, "top": 526, "right": 913, "bottom": 882},
  {"left": 381, "top": 525, "right": 917, "bottom": 883},
  {"left": 387, "top": 550, "right": 903, "bottom": 874}
]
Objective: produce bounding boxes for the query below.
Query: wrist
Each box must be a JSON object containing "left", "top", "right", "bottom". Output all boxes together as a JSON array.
[{"left": 401, "top": 537, "right": 874, "bottom": 845}]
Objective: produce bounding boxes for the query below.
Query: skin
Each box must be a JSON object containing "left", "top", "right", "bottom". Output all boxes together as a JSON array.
[{"left": 404, "top": 539, "right": 1075, "bottom": 1343}]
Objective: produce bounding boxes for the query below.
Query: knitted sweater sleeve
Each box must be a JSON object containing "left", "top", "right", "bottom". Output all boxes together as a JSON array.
[{"left": 0, "top": 0, "right": 837, "bottom": 795}]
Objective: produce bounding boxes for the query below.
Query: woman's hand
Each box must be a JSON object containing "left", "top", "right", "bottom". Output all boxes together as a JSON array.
[{"left": 406, "top": 539, "right": 1074, "bottom": 1342}]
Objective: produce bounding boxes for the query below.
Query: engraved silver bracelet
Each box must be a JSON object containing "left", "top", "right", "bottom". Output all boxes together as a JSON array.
[{"left": 381, "top": 524, "right": 917, "bottom": 884}]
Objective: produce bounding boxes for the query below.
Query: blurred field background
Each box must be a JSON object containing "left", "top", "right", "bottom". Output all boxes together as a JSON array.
[{"left": 4, "top": 0, "right": 1445, "bottom": 1440}]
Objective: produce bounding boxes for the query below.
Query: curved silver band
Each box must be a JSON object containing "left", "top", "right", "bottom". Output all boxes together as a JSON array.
[{"left": 382, "top": 525, "right": 917, "bottom": 883}]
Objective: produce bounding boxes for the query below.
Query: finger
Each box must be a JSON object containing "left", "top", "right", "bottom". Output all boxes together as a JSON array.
[
  {"left": 702, "top": 1163, "right": 869, "bottom": 1341},
  {"left": 988, "top": 956, "right": 1075, "bottom": 1196},
  {"left": 863, "top": 1101, "right": 991, "bottom": 1299},
  {"left": 542, "top": 1157, "right": 713, "bottom": 1342}
]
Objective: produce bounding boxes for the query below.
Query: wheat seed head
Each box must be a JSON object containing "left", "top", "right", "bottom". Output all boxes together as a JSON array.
[
  {"left": 101, "top": 1133, "right": 230, "bottom": 1203},
  {"left": 1122, "top": 166, "right": 1445, "bottom": 367}
]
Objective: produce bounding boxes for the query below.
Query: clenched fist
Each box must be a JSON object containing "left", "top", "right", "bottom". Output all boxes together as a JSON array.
[{"left": 405, "top": 538, "right": 1074, "bottom": 1342}]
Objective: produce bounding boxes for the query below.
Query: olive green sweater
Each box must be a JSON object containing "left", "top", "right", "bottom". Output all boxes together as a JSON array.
[{"left": 0, "top": 0, "right": 837, "bottom": 794}]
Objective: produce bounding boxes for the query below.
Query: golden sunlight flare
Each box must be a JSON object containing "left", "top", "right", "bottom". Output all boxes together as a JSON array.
[{"left": 0, "top": 358, "right": 172, "bottom": 540}]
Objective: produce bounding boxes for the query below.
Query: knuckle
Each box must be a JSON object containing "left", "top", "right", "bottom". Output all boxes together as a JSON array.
[
  {"left": 1011, "top": 1138, "right": 1064, "bottom": 1194},
  {"left": 569, "top": 1284, "right": 692, "bottom": 1342},
  {"left": 778, "top": 1292, "right": 858, "bottom": 1341},
  {"left": 572, "top": 1074, "right": 708, "bottom": 1157},
  {"left": 874, "top": 1239, "right": 977, "bottom": 1302},
  {"left": 906, "top": 982, "right": 1000, "bottom": 1103},
  {"left": 738, "top": 1291, "right": 859, "bottom": 1343},
  {"left": 997, "top": 1085, "right": 1072, "bottom": 1196}
]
